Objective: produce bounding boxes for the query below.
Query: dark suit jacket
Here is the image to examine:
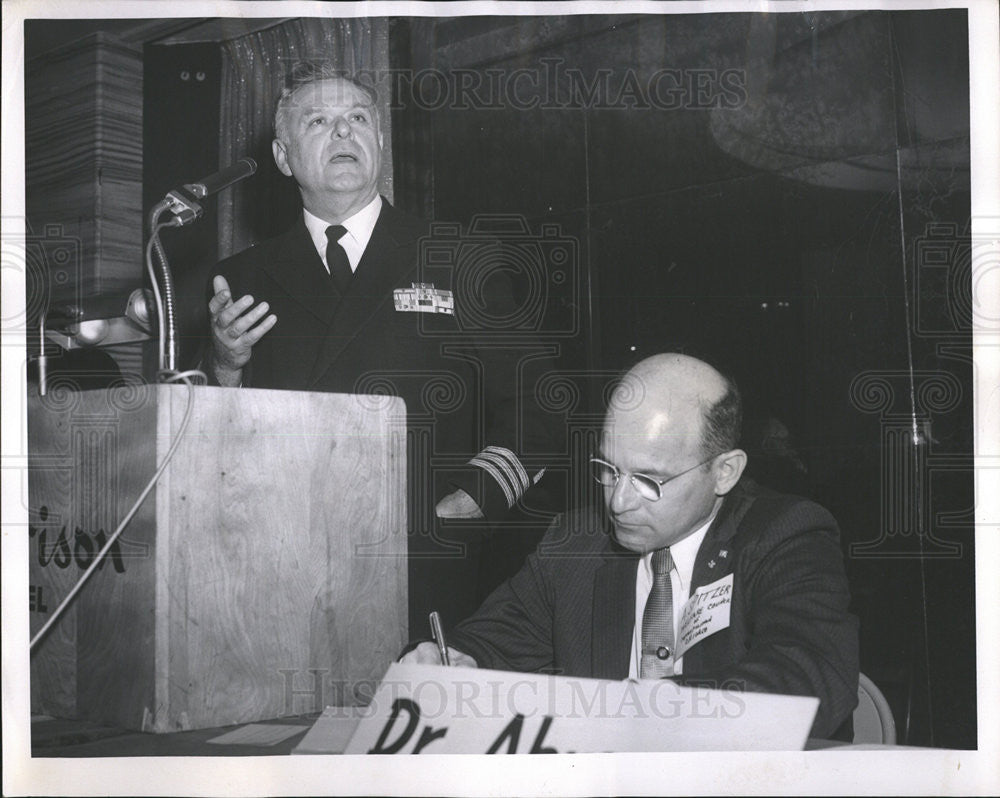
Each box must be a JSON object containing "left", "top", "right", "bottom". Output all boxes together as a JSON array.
[
  {"left": 213, "top": 200, "right": 555, "bottom": 520},
  {"left": 448, "top": 480, "right": 860, "bottom": 740}
]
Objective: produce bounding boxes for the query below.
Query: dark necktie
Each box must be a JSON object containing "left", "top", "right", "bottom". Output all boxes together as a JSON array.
[
  {"left": 640, "top": 547, "right": 675, "bottom": 678},
  {"left": 325, "top": 225, "right": 353, "bottom": 295}
]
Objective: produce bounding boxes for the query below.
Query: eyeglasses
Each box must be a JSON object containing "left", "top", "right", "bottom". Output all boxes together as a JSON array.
[{"left": 589, "top": 455, "right": 717, "bottom": 502}]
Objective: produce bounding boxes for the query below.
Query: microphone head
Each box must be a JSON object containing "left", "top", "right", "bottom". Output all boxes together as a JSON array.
[{"left": 184, "top": 158, "right": 259, "bottom": 199}]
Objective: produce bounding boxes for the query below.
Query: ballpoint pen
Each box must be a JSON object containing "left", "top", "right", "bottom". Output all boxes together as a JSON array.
[{"left": 429, "top": 611, "right": 451, "bottom": 666}]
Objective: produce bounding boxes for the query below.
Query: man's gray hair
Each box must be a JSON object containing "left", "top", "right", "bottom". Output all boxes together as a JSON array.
[{"left": 273, "top": 61, "right": 380, "bottom": 141}]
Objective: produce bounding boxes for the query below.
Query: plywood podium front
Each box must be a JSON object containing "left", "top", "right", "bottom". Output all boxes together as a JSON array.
[{"left": 27, "top": 383, "right": 407, "bottom": 732}]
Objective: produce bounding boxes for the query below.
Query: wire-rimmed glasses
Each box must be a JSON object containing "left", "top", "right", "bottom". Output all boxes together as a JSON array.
[{"left": 589, "top": 455, "right": 716, "bottom": 502}]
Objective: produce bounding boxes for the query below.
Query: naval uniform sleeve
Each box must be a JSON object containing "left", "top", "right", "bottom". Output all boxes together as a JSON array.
[
  {"left": 444, "top": 245, "right": 559, "bottom": 520},
  {"left": 451, "top": 446, "right": 544, "bottom": 519}
]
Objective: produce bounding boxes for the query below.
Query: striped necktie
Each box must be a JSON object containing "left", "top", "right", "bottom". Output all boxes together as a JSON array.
[{"left": 640, "top": 547, "right": 675, "bottom": 678}]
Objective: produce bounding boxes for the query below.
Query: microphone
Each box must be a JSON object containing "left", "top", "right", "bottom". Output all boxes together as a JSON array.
[
  {"left": 161, "top": 157, "right": 258, "bottom": 226},
  {"left": 149, "top": 156, "right": 258, "bottom": 371},
  {"left": 185, "top": 157, "right": 257, "bottom": 199}
]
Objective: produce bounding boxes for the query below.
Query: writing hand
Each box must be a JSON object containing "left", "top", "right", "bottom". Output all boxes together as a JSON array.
[
  {"left": 208, "top": 275, "right": 277, "bottom": 386},
  {"left": 435, "top": 488, "right": 485, "bottom": 519},
  {"left": 400, "top": 641, "right": 478, "bottom": 668}
]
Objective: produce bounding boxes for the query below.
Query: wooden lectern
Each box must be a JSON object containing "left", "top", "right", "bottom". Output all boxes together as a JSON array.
[{"left": 28, "top": 383, "right": 407, "bottom": 732}]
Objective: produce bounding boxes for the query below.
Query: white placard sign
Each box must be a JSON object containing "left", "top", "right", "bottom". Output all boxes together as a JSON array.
[
  {"left": 344, "top": 663, "right": 819, "bottom": 754},
  {"left": 676, "top": 573, "right": 734, "bottom": 659}
]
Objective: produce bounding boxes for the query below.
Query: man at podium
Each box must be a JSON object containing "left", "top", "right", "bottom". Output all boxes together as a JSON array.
[
  {"left": 203, "top": 63, "right": 557, "bottom": 631},
  {"left": 403, "top": 353, "right": 860, "bottom": 741}
]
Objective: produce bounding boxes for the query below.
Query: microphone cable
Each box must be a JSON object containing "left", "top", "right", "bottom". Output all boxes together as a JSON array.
[{"left": 29, "top": 368, "right": 206, "bottom": 651}]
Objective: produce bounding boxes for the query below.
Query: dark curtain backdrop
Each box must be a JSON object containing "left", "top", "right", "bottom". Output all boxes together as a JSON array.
[{"left": 217, "top": 17, "right": 392, "bottom": 258}]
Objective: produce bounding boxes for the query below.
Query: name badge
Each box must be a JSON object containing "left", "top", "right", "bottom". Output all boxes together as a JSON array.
[
  {"left": 393, "top": 283, "right": 454, "bottom": 315},
  {"left": 675, "top": 573, "right": 733, "bottom": 659}
]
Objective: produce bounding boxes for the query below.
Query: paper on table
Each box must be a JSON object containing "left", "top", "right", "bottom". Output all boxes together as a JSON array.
[
  {"left": 292, "top": 706, "right": 375, "bottom": 755},
  {"left": 206, "top": 723, "right": 308, "bottom": 747}
]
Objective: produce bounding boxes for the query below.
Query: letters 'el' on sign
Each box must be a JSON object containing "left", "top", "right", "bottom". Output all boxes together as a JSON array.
[{"left": 343, "top": 663, "right": 818, "bottom": 754}]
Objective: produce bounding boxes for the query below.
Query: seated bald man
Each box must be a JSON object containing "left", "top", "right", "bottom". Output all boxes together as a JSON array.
[{"left": 403, "top": 353, "right": 860, "bottom": 741}]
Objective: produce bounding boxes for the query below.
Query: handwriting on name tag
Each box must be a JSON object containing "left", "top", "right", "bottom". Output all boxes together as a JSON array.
[{"left": 675, "top": 572, "right": 734, "bottom": 659}]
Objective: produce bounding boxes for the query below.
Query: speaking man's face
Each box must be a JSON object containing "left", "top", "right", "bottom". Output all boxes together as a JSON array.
[{"left": 273, "top": 78, "right": 382, "bottom": 217}]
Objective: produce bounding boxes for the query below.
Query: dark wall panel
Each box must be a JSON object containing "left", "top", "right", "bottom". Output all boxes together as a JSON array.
[
  {"left": 392, "top": 9, "right": 975, "bottom": 749},
  {"left": 143, "top": 41, "right": 221, "bottom": 370}
]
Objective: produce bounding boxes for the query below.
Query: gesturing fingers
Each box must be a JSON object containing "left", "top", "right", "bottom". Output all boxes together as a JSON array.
[
  {"left": 214, "top": 293, "right": 256, "bottom": 330},
  {"left": 224, "top": 299, "right": 271, "bottom": 341},
  {"left": 209, "top": 275, "right": 234, "bottom": 315},
  {"left": 239, "top": 310, "right": 277, "bottom": 346},
  {"left": 215, "top": 300, "right": 277, "bottom": 349},
  {"left": 209, "top": 287, "right": 277, "bottom": 373},
  {"left": 212, "top": 275, "right": 231, "bottom": 296}
]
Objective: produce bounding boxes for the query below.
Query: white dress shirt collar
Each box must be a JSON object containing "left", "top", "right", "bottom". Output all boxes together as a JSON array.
[
  {"left": 302, "top": 194, "right": 382, "bottom": 273},
  {"left": 638, "top": 506, "right": 719, "bottom": 599}
]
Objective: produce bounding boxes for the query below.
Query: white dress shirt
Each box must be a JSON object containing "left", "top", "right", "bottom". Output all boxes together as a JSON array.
[
  {"left": 303, "top": 194, "right": 382, "bottom": 273},
  {"left": 627, "top": 507, "right": 720, "bottom": 679}
]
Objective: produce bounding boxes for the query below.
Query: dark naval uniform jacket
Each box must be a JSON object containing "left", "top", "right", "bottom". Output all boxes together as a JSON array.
[{"left": 212, "top": 200, "right": 559, "bottom": 628}]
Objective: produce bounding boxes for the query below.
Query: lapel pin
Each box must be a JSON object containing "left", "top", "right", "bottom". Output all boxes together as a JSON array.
[
  {"left": 708, "top": 559, "right": 716, "bottom": 569},
  {"left": 719, "top": 549, "right": 728, "bottom": 558}
]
